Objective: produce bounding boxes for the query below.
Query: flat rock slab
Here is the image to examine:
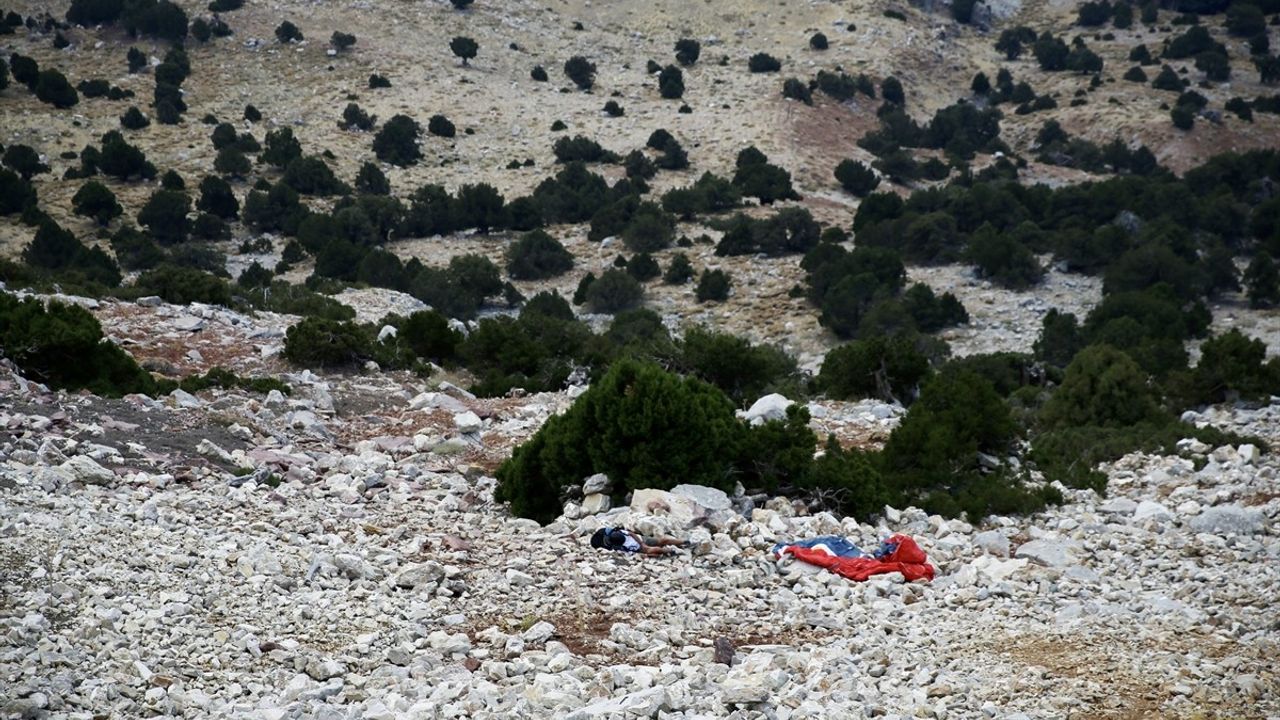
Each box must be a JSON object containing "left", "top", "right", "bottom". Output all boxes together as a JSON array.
[
  {"left": 1190, "top": 505, "right": 1267, "bottom": 535},
  {"left": 1014, "top": 539, "right": 1081, "bottom": 567}
]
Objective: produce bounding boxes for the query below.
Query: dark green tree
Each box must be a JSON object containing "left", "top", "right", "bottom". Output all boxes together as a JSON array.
[
  {"left": 0, "top": 293, "right": 155, "bottom": 397},
  {"left": 282, "top": 156, "right": 346, "bottom": 196},
  {"left": 1171, "top": 104, "right": 1195, "bottom": 130},
  {"left": 1188, "top": 329, "right": 1277, "bottom": 404},
  {"left": 664, "top": 252, "right": 694, "bottom": 284},
  {"left": 283, "top": 317, "right": 371, "bottom": 367},
  {"left": 66, "top": 0, "right": 125, "bottom": 26},
  {"left": 9, "top": 53, "right": 38, "bottom": 90},
  {"left": 564, "top": 55, "right": 596, "bottom": 90},
  {"left": 35, "top": 69, "right": 78, "bottom": 108},
  {"left": 782, "top": 77, "right": 812, "bottom": 104},
  {"left": 881, "top": 369, "right": 1021, "bottom": 516},
  {"left": 748, "top": 53, "right": 781, "bottom": 72},
  {"left": 355, "top": 162, "right": 390, "bottom": 195},
  {"left": 695, "top": 268, "right": 731, "bottom": 302},
  {"left": 1244, "top": 252, "right": 1280, "bottom": 307},
  {"left": 1152, "top": 65, "right": 1184, "bottom": 91},
  {"left": 214, "top": 147, "right": 251, "bottom": 178},
  {"left": 23, "top": 221, "right": 82, "bottom": 271},
  {"left": 971, "top": 72, "right": 990, "bottom": 95},
  {"left": 658, "top": 64, "right": 684, "bottom": 99},
  {"left": 120, "top": 106, "right": 150, "bottom": 129},
  {"left": 456, "top": 183, "right": 507, "bottom": 232},
  {"left": 428, "top": 114, "right": 456, "bottom": 138},
  {"left": 126, "top": 46, "right": 146, "bottom": 73},
  {"left": 72, "top": 181, "right": 122, "bottom": 225},
  {"left": 966, "top": 224, "right": 1043, "bottom": 289},
  {"left": 197, "top": 175, "right": 239, "bottom": 218},
  {"left": 1040, "top": 344, "right": 1161, "bottom": 428},
  {"left": 1033, "top": 32, "right": 1070, "bottom": 71},
  {"left": 3, "top": 145, "right": 48, "bottom": 180},
  {"left": 275, "top": 20, "right": 303, "bottom": 43},
  {"left": 834, "top": 159, "right": 879, "bottom": 196},
  {"left": 494, "top": 359, "right": 745, "bottom": 522},
  {"left": 400, "top": 310, "right": 461, "bottom": 360},
  {"left": 732, "top": 146, "right": 798, "bottom": 204},
  {"left": 674, "top": 38, "right": 700, "bottom": 66},
  {"left": 372, "top": 114, "right": 422, "bottom": 166},
  {"left": 450, "top": 36, "right": 478, "bottom": 65},
  {"left": 506, "top": 229, "right": 574, "bottom": 280},
  {"left": 819, "top": 334, "right": 930, "bottom": 402},
  {"left": 881, "top": 76, "right": 904, "bottom": 104},
  {"left": 678, "top": 326, "right": 797, "bottom": 405},
  {"left": 137, "top": 189, "right": 191, "bottom": 244},
  {"left": 585, "top": 268, "right": 643, "bottom": 313},
  {"left": 0, "top": 169, "right": 37, "bottom": 215},
  {"left": 339, "top": 103, "right": 376, "bottom": 131},
  {"left": 626, "top": 252, "right": 660, "bottom": 281},
  {"left": 331, "top": 31, "right": 356, "bottom": 51},
  {"left": 260, "top": 127, "right": 303, "bottom": 168}
]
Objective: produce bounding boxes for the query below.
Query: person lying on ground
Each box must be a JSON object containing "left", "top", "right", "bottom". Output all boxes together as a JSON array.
[{"left": 590, "top": 527, "right": 687, "bottom": 556}]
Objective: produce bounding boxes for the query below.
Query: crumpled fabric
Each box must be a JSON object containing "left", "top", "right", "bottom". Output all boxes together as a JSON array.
[
  {"left": 779, "top": 533, "right": 935, "bottom": 582},
  {"left": 771, "top": 535, "right": 866, "bottom": 559}
]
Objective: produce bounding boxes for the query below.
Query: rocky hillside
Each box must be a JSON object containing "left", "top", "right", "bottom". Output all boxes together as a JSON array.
[{"left": 3, "top": 0, "right": 1280, "bottom": 716}]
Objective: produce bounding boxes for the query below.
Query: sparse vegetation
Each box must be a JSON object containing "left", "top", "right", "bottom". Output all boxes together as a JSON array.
[
  {"left": 275, "top": 20, "right": 303, "bottom": 43},
  {"left": 748, "top": 53, "right": 781, "bottom": 73},
  {"left": 373, "top": 114, "right": 422, "bottom": 166},
  {"left": 564, "top": 55, "right": 596, "bottom": 90}
]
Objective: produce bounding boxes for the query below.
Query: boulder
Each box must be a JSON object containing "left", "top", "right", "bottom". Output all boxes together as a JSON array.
[
  {"left": 582, "top": 473, "right": 612, "bottom": 495},
  {"left": 972, "top": 555, "right": 1027, "bottom": 583},
  {"left": 738, "top": 394, "right": 793, "bottom": 426},
  {"left": 1133, "top": 500, "right": 1172, "bottom": 522},
  {"left": 409, "top": 392, "right": 467, "bottom": 413},
  {"left": 564, "top": 687, "right": 668, "bottom": 720},
  {"left": 170, "top": 389, "right": 202, "bottom": 409},
  {"left": 395, "top": 562, "right": 444, "bottom": 589},
  {"left": 61, "top": 456, "right": 115, "bottom": 485},
  {"left": 686, "top": 527, "right": 713, "bottom": 556},
  {"left": 521, "top": 621, "right": 556, "bottom": 644},
  {"left": 670, "top": 484, "right": 733, "bottom": 512},
  {"left": 454, "top": 411, "right": 483, "bottom": 434},
  {"left": 171, "top": 316, "right": 206, "bottom": 332},
  {"left": 631, "top": 486, "right": 737, "bottom": 531},
  {"left": 1098, "top": 497, "right": 1138, "bottom": 514},
  {"left": 630, "top": 489, "right": 705, "bottom": 529},
  {"left": 1014, "top": 539, "right": 1080, "bottom": 568},
  {"left": 438, "top": 380, "right": 475, "bottom": 400},
  {"left": 721, "top": 652, "right": 784, "bottom": 704},
  {"left": 505, "top": 569, "right": 534, "bottom": 587},
  {"left": 580, "top": 493, "right": 611, "bottom": 515},
  {"left": 972, "top": 530, "right": 1010, "bottom": 557},
  {"left": 1190, "top": 505, "right": 1266, "bottom": 535},
  {"left": 304, "top": 658, "right": 345, "bottom": 681}
]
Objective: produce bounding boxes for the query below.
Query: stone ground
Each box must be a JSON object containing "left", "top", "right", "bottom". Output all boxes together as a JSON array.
[{"left": 0, "top": 291, "right": 1278, "bottom": 719}]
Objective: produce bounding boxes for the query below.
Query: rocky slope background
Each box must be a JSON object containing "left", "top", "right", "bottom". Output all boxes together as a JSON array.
[{"left": 3, "top": 0, "right": 1280, "bottom": 716}]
